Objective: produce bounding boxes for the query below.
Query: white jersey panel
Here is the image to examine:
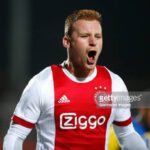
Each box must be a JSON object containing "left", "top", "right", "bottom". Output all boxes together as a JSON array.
[
  {"left": 106, "top": 68, "right": 131, "bottom": 122},
  {"left": 14, "top": 74, "right": 41, "bottom": 123},
  {"left": 14, "top": 67, "right": 56, "bottom": 150},
  {"left": 35, "top": 67, "right": 55, "bottom": 150}
]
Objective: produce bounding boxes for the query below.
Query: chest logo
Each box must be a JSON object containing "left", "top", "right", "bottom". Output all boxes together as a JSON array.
[
  {"left": 58, "top": 95, "right": 70, "bottom": 103},
  {"left": 94, "top": 91, "right": 111, "bottom": 108}
]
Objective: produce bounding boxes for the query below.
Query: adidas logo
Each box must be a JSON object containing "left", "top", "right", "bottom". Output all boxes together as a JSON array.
[{"left": 58, "top": 95, "right": 70, "bottom": 103}]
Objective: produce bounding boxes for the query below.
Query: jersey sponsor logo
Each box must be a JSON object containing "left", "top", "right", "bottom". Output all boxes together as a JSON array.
[
  {"left": 58, "top": 95, "right": 70, "bottom": 103},
  {"left": 60, "top": 113, "right": 106, "bottom": 129}
]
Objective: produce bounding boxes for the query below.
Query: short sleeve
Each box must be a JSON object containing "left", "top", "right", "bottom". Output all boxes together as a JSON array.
[
  {"left": 12, "top": 74, "right": 41, "bottom": 128},
  {"left": 108, "top": 70, "right": 132, "bottom": 126}
]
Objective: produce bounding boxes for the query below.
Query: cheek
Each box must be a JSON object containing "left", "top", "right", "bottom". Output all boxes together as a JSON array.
[
  {"left": 76, "top": 40, "right": 87, "bottom": 49},
  {"left": 98, "top": 39, "right": 103, "bottom": 47},
  {"left": 72, "top": 41, "right": 87, "bottom": 52},
  {"left": 70, "top": 44, "right": 84, "bottom": 58}
]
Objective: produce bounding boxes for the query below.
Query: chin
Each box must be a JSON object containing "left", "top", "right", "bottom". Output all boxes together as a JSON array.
[{"left": 85, "top": 63, "right": 96, "bottom": 70}]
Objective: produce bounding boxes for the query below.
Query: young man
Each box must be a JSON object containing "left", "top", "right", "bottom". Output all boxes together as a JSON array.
[{"left": 3, "top": 9, "right": 147, "bottom": 150}]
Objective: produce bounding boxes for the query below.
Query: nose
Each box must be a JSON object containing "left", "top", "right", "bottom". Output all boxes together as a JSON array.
[{"left": 89, "top": 36, "right": 96, "bottom": 47}]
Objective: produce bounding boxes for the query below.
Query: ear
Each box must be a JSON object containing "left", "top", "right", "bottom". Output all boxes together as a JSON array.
[{"left": 62, "top": 36, "right": 70, "bottom": 49}]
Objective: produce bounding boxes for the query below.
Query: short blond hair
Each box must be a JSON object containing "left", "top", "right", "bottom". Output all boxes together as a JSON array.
[{"left": 64, "top": 9, "right": 102, "bottom": 37}]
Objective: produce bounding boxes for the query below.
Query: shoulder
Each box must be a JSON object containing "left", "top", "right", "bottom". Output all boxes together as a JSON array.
[
  {"left": 104, "top": 67, "right": 123, "bottom": 82},
  {"left": 27, "top": 66, "right": 53, "bottom": 86},
  {"left": 34, "top": 66, "right": 54, "bottom": 98},
  {"left": 36, "top": 66, "right": 52, "bottom": 81},
  {"left": 101, "top": 66, "right": 128, "bottom": 92},
  {"left": 21, "top": 66, "right": 53, "bottom": 100},
  {"left": 18, "top": 66, "right": 54, "bottom": 115},
  {"left": 97, "top": 65, "right": 124, "bottom": 83},
  {"left": 13, "top": 67, "right": 53, "bottom": 123}
]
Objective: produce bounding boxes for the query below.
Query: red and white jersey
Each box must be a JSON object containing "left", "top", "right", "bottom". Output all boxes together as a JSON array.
[{"left": 12, "top": 63, "right": 132, "bottom": 150}]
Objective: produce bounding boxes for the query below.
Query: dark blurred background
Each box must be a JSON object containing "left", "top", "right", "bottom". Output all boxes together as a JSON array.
[{"left": 0, "top": 0, "right": 150, "bottom": 149}]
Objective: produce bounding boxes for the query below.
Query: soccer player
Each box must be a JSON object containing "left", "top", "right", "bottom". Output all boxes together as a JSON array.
[{"left": 3, "top": 9, "right": 147, "bottom": 150}]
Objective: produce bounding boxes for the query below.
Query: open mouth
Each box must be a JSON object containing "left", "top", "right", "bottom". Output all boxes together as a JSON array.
[
  {"left": 87, "top": 50, "right": 97, "bottom": 64},
  {"left": 88, "top": 50, "right": 97, "bottom": 58}
]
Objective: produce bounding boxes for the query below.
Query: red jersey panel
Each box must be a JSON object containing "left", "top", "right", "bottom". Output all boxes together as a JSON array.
[{"left": 52, "top": 65, "right": 112, "bottom": 150}]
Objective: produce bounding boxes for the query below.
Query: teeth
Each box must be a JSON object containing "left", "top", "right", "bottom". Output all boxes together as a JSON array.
[{"left": 88, "top": 50, "right": 96, "bottom": 57}]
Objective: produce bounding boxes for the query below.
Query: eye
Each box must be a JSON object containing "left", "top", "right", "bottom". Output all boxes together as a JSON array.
[
  {"left": 80, "top": 34, "right": 89, "bottom": 38},
  {"left": 95, "top": 35, "right": 102, "bottom": 39},
  {"left": 80, "top": 35, "right": 88, "bottom": 38}
]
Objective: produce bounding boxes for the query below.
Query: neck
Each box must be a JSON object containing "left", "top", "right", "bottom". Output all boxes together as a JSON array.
[{"left": 64, "top": 60, "right": 95, "bottom": 78}]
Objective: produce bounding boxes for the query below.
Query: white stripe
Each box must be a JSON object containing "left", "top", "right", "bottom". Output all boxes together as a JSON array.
[
  {"left": 104, "top": 67, "right": 116, "bottom": 150},
  {"left": 35, "top": 67, "right": 56, "bottom": 150},
  {"left": 48, "top": 67, "right": 56, "bottom": 150}
]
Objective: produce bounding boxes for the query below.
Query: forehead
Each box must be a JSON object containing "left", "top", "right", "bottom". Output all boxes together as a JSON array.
[{"left": 72, "top": 19, "right": 102, "bottom": 33}]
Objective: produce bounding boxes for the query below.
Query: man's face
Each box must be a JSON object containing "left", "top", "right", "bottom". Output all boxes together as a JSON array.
[{"left": 65, "top": 19, "right": 103, "bottom": 71}]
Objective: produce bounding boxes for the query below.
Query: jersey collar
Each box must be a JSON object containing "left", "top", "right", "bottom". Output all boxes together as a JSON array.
[{"left": 60, "top": 61, "right": 97, "bottom": 83}]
